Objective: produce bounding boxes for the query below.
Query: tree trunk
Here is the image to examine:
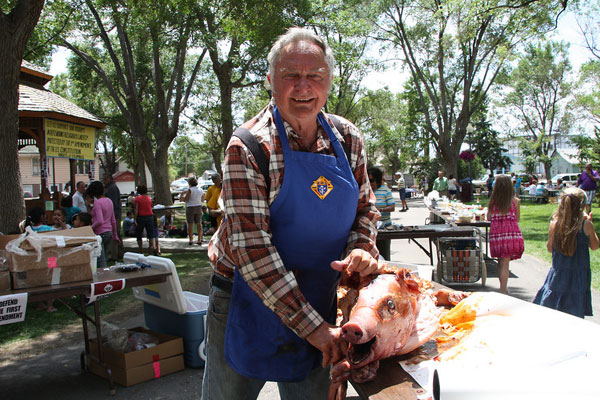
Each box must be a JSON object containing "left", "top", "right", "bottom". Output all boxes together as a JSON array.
[
  {"left": 144, "top": 146, "right": 172, "bottom": 206},
  {"left": 0, "top": 0, "right": 45, "bottom": 234},
  {"left": 544, "top": 161, "right": 552, "bottom": 180}
]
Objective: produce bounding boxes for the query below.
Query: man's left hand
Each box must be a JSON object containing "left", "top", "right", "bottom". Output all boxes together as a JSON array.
[{"left": 330, "top": 249, "right": 380, "bottom": 276}]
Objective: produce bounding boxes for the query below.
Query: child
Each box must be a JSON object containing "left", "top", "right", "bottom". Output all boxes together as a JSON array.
[
  {"left": 24, "top": 207, "right": 54, "bottom": 232},
  {"left": 533, "top": 188, "right": 599, "bottom": 318},
  {"left": 60, "top": 195, "right": 81, "bottom": 225},
  {"left": 51, "top": 208, "right": 71, "bottom": 230},
  {"left": 201, "top": 205, "right": 213, "bottom": 236},
  {"left": 72, "top": 212, "right": 92, "bottom": 227},
  {"left": 122, "top": 211, "right": 136, "bottom": 237},
  {"left": 487, "top": 175, "right": 524, "bottom": 294}
]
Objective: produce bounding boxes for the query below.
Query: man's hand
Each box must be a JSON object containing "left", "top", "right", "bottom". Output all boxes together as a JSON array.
[
  {"left": 330, "top": 249, "right": 380, "bottom": 276},
  {"left": 305, "top": 322, "right": 347, "bottom": 367}
]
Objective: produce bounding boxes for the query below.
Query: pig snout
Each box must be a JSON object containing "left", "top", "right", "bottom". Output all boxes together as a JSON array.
[{"left": 341, "top": 307, "right": 378, "bottom": 344}]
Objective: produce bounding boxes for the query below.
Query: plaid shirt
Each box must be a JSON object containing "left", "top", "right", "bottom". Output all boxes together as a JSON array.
[{"left": 208, "top": 101, "right": 380, "bottom": 339}]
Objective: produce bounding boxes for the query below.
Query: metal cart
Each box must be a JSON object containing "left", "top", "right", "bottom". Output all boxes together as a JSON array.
[{"left": 436, "top": 227, "right": 486, "bottom": 286}]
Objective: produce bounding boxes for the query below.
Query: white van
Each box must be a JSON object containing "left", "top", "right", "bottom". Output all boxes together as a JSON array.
[{"left": 550, "top": 173, "right": 580, "bottom": 187}]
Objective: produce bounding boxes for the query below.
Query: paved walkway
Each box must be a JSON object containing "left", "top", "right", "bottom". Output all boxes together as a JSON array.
[{"left": 2, "top": 193, "right": 599, "bottom": 399}]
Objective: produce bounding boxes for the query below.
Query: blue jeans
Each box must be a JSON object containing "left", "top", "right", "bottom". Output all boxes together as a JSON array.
[
  {"left": 97, "top": 231, "right": 112, "bottom": 268},
  {"left": 201, "top": 283, "right": 330, "bottom": 400}
]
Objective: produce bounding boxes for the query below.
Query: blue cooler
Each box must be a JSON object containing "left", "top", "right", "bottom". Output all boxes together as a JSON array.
[
  {"left": 144, "top": 291, "right": 208, "bottom": 368},
  {"left": 125, "top": 252, "right": 209, "bottom": 368}
]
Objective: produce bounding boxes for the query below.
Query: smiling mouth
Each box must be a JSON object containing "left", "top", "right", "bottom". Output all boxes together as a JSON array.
[
  {"left": 293, "top": 98, "right": 314, "bottom": 103},
  {"left": 348, "top": 336, "right": 376, "bottom": 365}
]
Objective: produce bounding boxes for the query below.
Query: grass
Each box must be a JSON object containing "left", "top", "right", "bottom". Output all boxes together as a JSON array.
[
  {"left": 0, "top": 252, "right": 211, "bottom": 347},
  {"left": 474, "top": 196, "right": 600, "bottom": 290}
]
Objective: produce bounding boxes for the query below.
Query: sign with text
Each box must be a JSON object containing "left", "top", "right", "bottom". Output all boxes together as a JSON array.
[
  {"left": 44, "top": 119, "right": 96, "bottom": 160},
  {"left": 0, "top": 293, "right": 28, "bottom": 325}
]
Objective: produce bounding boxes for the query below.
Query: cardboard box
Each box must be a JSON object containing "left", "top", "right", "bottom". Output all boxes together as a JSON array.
[
  {"left": 0, "top": 271, "right": 10, "bottom": 292},
  {"left": 1, "top": 226, "right": 98, "bottom": 289},
  {"left": 7, "top": 246, "right": 92, "bottom": 273},
  {"left": 87, "top": 327, "right": 184, "bottom": 387},
  {"left": 10, "top": 264, "right": 92, "bottom": 289}
]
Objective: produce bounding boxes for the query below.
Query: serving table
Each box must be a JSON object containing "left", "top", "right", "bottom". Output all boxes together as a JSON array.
[
  {"left": 377, "top": 225, "right": 476, "bottom": 265},
  {"left": 426, "top": 202, "right": 491, "bottom": 257},
  {"left": 351, "top": 292, "right": 600, "bottom": 399},
  {"left": 6, "top": 267, "right": 172, "bottom": 394}
]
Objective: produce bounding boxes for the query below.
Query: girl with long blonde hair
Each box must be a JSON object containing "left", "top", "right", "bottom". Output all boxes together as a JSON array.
[
  {"left": 487, "top": 175, "right": 525, "bottom": 294},
  {"left": 534, "top": 188, "right": 599, "bottom": 317}
]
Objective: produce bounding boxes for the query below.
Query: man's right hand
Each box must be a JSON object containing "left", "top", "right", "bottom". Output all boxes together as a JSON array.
[{"left": 305, "top": 322, "right": 347, "bottom": 367}]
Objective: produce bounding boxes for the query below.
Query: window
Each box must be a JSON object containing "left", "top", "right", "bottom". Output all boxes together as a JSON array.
[
  {"left": 32, "top": 157, "right": 40, "bottom": 176},
  {"left": 76, "top": 160, "right": 91, "bottom": 175}
]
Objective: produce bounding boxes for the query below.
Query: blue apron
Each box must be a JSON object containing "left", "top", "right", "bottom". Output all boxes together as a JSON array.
[{"left": 224, "top": 107, "right": 359, "bottom": 382}]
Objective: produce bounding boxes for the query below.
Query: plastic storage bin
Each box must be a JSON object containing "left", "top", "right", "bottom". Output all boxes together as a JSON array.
[
  {"left": 144, "top": 291, "right": 209, "bottom": 368},
  {"left": 124, "top": 252, "right": 209, "bottom": 368}
]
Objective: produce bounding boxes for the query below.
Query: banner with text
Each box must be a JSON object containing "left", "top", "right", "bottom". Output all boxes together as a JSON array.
[{"left": 44, "top": 119, "right": 96, "bottom": 160}]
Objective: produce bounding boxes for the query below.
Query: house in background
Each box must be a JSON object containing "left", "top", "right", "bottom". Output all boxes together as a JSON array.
[
  {"left": 550, "top": 149, "right": 581, "bottom": 176},
  {"left": 18, "top": 60, "right": 105, "bottom": 216},
  {"left": 98, "top": 155, "right": 154, "bottom": 195},
  {"left": 19, "top": 145, "right": 100, "bottom": 197}
]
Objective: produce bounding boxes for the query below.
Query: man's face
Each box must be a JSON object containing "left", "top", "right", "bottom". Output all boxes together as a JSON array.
[
  {"left": 268, "top": 40, "right": 331, "bottom": 128},
  {"left": 77, "top": 183, "right": 86, "bottom": 193},
  {"left": 438, "top": 171, "right": 444, "bottom": 178}
]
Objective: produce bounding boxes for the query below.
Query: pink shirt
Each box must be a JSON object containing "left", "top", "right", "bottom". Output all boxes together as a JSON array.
[{"left": 91, "top": 197, "right": 118, "bottom": 239}]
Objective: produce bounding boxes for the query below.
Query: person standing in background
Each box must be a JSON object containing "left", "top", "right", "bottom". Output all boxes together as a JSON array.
[
  {"left": 395, "top": 172, "right": 408, "bottom": 211},
  {"left": 134, "top": 184, "right": 157, "bottom": 255},
  {"left": 448, "top": 174, "right": 458, "bottom": 200},
  {"left": 72, "top": 181, "right": 87, "bottom": 212},
  {"left": 534, "top": 188, "right": 598, "bottom": 318},
  {"left": 433, "top": 170, "right": 449, "bottom": 198},
  {"left": 205, "top": 173, "right": 223, "bottom": 229},
  {"left": 180, "top": 177, "right": 205, "bottom": 245},
  {"left": 103, "top": 173, "right": 123, "bottom": 260},
  {"left": 577, "top": 163, "right": 599, "bottom": 214},
  {"left": 370, "top": 167, "right": 395, "bottom": 259},
  {"left": 512, "top": 173, "right": 522, "bottom": 197},
  {"left": 487, "top": 175, "right": 524, "bottom": 294},
  {"left": 85, "top": 181, "right": 119, "bottom": 268},
  {"left": 486, "top": 173, "right": 494, "bottom": 198}
]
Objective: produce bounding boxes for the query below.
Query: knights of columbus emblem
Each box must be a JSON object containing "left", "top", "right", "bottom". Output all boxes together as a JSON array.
[{"left": 311, "top": 176, "right": 333, "bottom": 200}]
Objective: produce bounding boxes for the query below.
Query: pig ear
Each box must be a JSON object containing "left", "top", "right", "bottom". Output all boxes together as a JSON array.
[{"left": 396, "top": 268, "right": 421, "bottom": 295}]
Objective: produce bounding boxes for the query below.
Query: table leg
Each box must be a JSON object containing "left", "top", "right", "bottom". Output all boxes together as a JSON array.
[{"left": 408, "top": 238, "right": 433, "bottom": 265}]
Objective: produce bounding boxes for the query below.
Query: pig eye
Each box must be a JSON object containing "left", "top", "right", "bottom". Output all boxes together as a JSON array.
[{"left": 387, "top": 300, "right": 395, "bottom": 310}]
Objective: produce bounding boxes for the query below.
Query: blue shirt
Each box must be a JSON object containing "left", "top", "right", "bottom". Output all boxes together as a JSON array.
[{"left": 374, "top": 185, "right": 395, "bottom": 226}]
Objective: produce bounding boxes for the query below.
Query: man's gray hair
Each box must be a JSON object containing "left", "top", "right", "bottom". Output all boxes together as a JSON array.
[{"left": 267, "top": 27, "right": 335, "bottom": 79}]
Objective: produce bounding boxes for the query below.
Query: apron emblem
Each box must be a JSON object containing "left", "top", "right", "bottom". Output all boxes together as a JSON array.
[{"left": 311, "top": 176, "right": 333, "bottom": 200}]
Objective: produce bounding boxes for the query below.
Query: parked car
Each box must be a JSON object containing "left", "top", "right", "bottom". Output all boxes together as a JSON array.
[
  {"left": 550, "top": 173, "right": 580, "bottom": 187},
  {"left": 472, "top": 175, "right": 489, "bottom": 189},
  {"left": 170, "top": 178, "right": 189, "bottom": 200}
]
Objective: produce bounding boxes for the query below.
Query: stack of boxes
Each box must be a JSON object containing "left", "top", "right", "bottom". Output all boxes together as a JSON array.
[{"left": 0, "top": 226, "right": 100, "bottom": 290}]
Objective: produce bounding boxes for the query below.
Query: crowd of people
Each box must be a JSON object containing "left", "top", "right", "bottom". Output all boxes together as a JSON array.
[{"left": 22, "top": 172, "right": 225, "bottom": 262}]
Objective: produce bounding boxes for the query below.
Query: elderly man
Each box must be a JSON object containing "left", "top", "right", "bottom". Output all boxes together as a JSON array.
[
  {"left": 72, "top": 181, "right": 87, "bottom": 212},
  {"left": 202, "top": 27, "right": 380, "bottom": 399}
]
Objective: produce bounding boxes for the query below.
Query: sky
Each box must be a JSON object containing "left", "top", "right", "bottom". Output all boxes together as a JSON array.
[
  {"left": 49, "top": 10, "right": 594, "bottom": 103},
  {"left": 360, "top": 11, "right": 593, "bottom": 93}
]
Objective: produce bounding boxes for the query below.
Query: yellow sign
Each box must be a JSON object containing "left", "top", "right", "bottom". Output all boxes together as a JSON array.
[{"left": 44, "top": 119, "right": 96, "bottom": 160}]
